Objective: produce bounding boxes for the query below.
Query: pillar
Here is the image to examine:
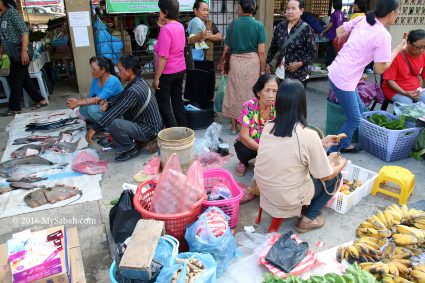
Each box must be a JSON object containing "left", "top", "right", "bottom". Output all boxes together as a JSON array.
[{"left": 256, "top": 0, "right": 275, "bottom": 50}]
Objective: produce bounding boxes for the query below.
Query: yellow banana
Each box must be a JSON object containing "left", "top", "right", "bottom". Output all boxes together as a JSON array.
[
  {"left": 386, "top": 207, "right": 403, "bottom": 222},
  {"left": 356, "top": 227, "right": 379, "bottom": 237},
  {"left": 401, "top": 204, "right": 409, "bottom": 219},
  {"left": 413, "top": 264, "right": 425, "bottom": 273},
  {"left": 392, "top": 234, "right": 418, "bottom": 246},
  {"left": 384, "top": 210, "right": 394, "bottom": 227},
  {"left": 390, "top": 204, "right": 404, "bottom": 215},
  {"left": 369, "top": 215, "right": 387, "bottom": 230},
  {"left": 382, "top": 274, "right": 396, "bottom": 283},
  {"left": 347, "top": 244, "right": 360, "bottom": 259},
  {"left": 378, "top": 229, "right": 392, "bottom": 238},
  {"left": 377, "top": 210, "right": 388, "bottom": 227},
  {"left": 410, "top": 270, "right": 425, "bottom": 282},
  {"left": 359, "top": 262, "right": 375, "bottom": 269},
  {"left": 388, "top": 262, "right": 400, "bottom": 277},
  {"left": 407, "top": 208, "right": 425, "bottom": 219},
  {"left": 393, "top": 276, "right": 413, "bottom": 283},
  {"left": 395, "top": 225, "right": 425, "bottom": 241},
  {"left": 381, "top": 241, "right": 396, "bottom": 260},
  {"left": 390, "top": 260, "right": 410, "bottom": 275},
  {"left": 381, "top": 263, "right": 390, "bottom": 275},
  {"left": 336, "top": 246, "right": 346, "bottom": 263},
  {"left": 355, "top": 240, "right": 380, "bottom": 253},
  {"left": 393, "top": 247, "right": 413, "bottom": 259},
  {"left": 413, "top": 222, "right": 425, "bottom": 230},
  {"left": 359, "top": 221, "right": 378, "bottom": 229}
]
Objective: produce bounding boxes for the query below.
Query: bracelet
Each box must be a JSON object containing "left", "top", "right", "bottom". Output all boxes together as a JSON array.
[{"left": 86, "top": 98, "right": 89, "bottom": 105}]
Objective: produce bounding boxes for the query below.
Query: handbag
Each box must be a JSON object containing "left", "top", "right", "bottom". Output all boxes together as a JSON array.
[
  {"left": 401, "top": 50, "right": 422, "bottom": 79},
  {"left": 185, "top": 37, "right": 195, "bottom": 71},
  {"left": 332, "top": 16, "right": 364, "bottom": 53},
  {"left": 223, "top": 20, "right": 235, "bottom": 74}
]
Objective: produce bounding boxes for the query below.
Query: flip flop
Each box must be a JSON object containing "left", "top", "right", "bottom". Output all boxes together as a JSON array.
[
  {"left": 31, "top": 103, "right": 48, "bottom": 110},
  {"left": 1, "top": 110, "right": 21, "bottom": 116}
]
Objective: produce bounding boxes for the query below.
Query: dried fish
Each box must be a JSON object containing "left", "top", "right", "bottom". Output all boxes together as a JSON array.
[
  {"left": 0, "top": 156, "right": 54, "bottom": 177},
  {"left": 10, "top": 144, "right": 50, "bottom": 158},
  {"left": 13, "top": 136, "right": 55, "bottom": 145},
  {"left": 24, "top": 184, "right": 82, "bottom": 208},
  {"left": 6, "top": 176, "right": 47, "bottom": 183},
  {"left": 49, "top": 139, "right": 80, "bottom": 153},
  {"left": 10, "top": 182, "right": 44, "bottom": 190},
  {"left": 25, "top": 117, "right": 78, "bottom": 132},
  {"left": 57, "top": 127, "right": 84, "bottom": 143}
]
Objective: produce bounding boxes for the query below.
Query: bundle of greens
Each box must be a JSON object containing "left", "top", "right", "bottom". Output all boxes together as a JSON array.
[
  {"left": 395, "top": 102, "right": 425, "bottom": 122},
  {"left": 263, "top": 263, "right": 379, "bottom": 283},
  {"left": 368, "top": 114, "right": 406, "bottom": 130},
  {"left": 411, "top": 128, "right": 425, "bottom": 161}
]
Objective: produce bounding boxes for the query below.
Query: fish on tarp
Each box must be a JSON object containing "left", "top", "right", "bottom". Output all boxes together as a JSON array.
[
  {"left": 13, "top": 136, "right": 56, "bottom": 145},
  {"left": 6, "top": 176, "right": 47, "bottom": 183},
  {"left": 0, "top": 187, "right": 12, "bottom": 195},
  {"left": 10, "top": 182, "right": 45, "bottom": 190},
  {"left": 24, "top": 184, "right": 82, "bottom": 208},
  {"left": 49, "top": 138, "right": 81, "bottom": 153},
  {"left": 57, "top": 127, "right": 84, "bottom": 143},
  {"left": 10, "top": 144, "right": 52, "bottom": 158},
  {"left": 25, "top": 117, "right": 78, "bottom": 132},
  {"left": 0, "top": 156, "right": 67, "bottom": 178}
]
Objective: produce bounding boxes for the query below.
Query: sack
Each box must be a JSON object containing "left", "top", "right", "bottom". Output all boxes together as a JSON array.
[
  {"left": 155, "top": 252, "right": 217, "bottom": 283},
  {"left": 214, "top": 76, "right": 227, "bottom": 112},
  {"left": 184, "top": 45, "right": 194, "bottom": 71},
  {"left": 185, "top": 207, "right": 238, "bottom": 277},
  {"left": 151, "top": 154, "right": 204, "bottom": 214},
  {"left": 265, "top": 231, "right": 309, "bottom": 273},
  {"left": 109, "top": 190, "right": 142, "bottom": 244}
]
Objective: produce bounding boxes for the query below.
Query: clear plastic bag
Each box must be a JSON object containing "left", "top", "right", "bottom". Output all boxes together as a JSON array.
[
  {"left": 71, "top": 150, "right": 108, "bottom": 175},
  {"left": 203, "top": 122, "right": 222, "bottom": 151},
  {"left": 156, "top": 252, "right": 217, "bottom": 283},
  {"left": 151, "top": 154, "right": 204, "bottom": 214},
  {"left": 185, "top": 207, "right": 237, "bottom": 277},
  {"left": 208, "top": 184, "right": 232, "bottom": 201}
]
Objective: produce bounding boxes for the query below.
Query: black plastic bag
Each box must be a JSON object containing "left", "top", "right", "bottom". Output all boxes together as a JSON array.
[
  {"left": 265, "top": 231, "right": 309, "bottom": 273},
  {"left": 109, "top": 190, "right": 142, "bottom": 244}
]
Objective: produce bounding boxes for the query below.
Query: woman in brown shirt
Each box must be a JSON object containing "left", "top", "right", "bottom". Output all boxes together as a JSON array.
[{"left": 255, "top": 79, "right": 346, "bottom": 233}]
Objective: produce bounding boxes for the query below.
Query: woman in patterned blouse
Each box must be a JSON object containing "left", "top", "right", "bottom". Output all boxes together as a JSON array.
[
  {"left": 234, "top": 74, "right": 278, "bottom": 177},
  {"left": 266, "top": 0, "right": 317, "bottom": 88}
]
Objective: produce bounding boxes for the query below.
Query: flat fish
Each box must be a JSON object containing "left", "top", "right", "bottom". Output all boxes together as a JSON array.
[
  {"left": 10, "top": 182, "right": 44, "bottom": 190},
  {"left": 24, "top": 189, "right": 48, "bottom": 208},
  {"left": 49, "top": 139, "right": 80, "bottom": 153},
  {"left": 24, "top": 184, "right": 82, "bottom": 208},
  {"left": 8, "top": 163, "right": 68, "bottom": 180},
  {"left": 26, "top": 117, "right": 78, "bottom": 132},
  {"left": 13, "top": 136, "right": 55, "bottom": 145},
  {"left": 0, "top": 156, "right": 54, "bottom": 177},
  {"left": 11, "top": 144, "right": 45, "bottom": 159},
  {"left": 6, "top": 176, "right": 48, "bottom": 183}
]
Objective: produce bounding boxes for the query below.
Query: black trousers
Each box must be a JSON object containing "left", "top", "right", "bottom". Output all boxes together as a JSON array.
[
  {"left": 234, "top": 140, "right": 257, "bottom": 166},
  {"left": 155, "top": 70, "right": 187, "bottom": 128},
  {"left": 9, "top": 59, "right": 44, "bottom": 111}
]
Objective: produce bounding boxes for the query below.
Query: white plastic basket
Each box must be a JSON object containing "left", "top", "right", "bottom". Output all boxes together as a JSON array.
[
  {"left": 28, "top": 57, "right": 44, "bottom": 74},
  {"left": 329, "top": 162, "right": 378, "bottom": 214}
]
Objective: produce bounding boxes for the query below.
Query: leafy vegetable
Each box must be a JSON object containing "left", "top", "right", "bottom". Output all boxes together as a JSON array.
[
  {"left": 411, "top": 128, "right": 425, "bottom": 160},
  {"left": 263, "top": 263, "right": 379, "bottom": 283},
  {"left": 368, "top": 114, "right": 406, "bottom": 130}
]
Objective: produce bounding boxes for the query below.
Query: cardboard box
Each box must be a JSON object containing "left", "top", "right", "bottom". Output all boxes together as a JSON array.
[{"left": 0, "top": 227, "right": 86, "bottom": 283}]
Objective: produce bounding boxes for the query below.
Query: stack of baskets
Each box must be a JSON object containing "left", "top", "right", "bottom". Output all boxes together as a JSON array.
[{"left": 359, "top": 111, "right": 421, "bottom": 162}]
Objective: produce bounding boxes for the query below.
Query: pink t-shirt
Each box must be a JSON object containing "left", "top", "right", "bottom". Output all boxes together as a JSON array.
[
  {"left": 154, "top": 21, "right": 186, "bottom": 74},
  {"left": 328, "top": 17, "right": 392, "bottom": 91}
]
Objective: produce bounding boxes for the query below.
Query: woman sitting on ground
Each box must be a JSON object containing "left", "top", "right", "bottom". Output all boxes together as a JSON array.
[
  {"left": 382, "top": 29, "right": 425, "bottom": 105},
  {"left": 66, "top": 56, "right": 123, "bottom": 122},
  {"left": 234, "top": 74, "right": 278, "bottom": 177},
  {"left": 254, "top": 79, "right": 347, "bottom": 233}
]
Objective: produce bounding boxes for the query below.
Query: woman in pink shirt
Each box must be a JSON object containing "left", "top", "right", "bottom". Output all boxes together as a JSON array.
[
  {"left": 153, "top": 0, "right": 187, "bottom": 128},
  {"left": 327, "top": 0, "right": 406, "bottom": 153}
]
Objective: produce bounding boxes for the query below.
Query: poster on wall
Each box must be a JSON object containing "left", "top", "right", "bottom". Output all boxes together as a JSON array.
[{"left": 105, "top": 0, "right": 209, "bottom": 14}]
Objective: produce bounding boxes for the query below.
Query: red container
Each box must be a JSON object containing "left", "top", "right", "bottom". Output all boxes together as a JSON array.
[
  {"left": 202, "top": 168, "right": 243, "bottom": 228},
  {"left": 133, "top": 180, "right": 205, "bottom": 243}
]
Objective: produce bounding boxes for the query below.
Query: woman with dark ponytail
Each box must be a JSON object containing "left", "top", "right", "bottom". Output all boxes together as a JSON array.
[
  {"left": 327, "top": 0, "right": 405, "bottom": 153},
  {"left": 66, "top": 56, "right": 123, "bottom": 122}
]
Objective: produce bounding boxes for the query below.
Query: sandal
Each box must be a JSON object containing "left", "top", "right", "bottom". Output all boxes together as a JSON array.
[
  {"left": 1, "top": 110, "right": 21, "bottom": 116},
  {"left": 234, "top": 162, "right": 247, "bottom": 177},
  {"left": 31, "top": 102, "right": 48, "bottom": 110}
]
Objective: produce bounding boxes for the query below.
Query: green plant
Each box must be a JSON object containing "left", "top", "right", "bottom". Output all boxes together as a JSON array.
[{"left": 368, "top": 114, "right": 406, "bottom": 130}]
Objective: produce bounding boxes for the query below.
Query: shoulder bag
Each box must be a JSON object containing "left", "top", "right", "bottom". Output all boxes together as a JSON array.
[
  {"left": 184, "top": 36, "right": 195, "bottom": 71},
  {"left": 401, "top": 50, "right": 422, "bottom": 79},
  {"left": 332, "top": 16, "right": 364, "bottom": 53}
]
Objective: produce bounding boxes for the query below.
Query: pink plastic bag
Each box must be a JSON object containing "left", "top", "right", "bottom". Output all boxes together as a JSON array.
[
  {"left": 141, "top": 156, "right": 161, "bottom": 174},
  {"left": 71, "top": 151, "right": 108, "bottom": 175},
  {"left": 151, "top": 154, "right": 204, "bottom": 214}
]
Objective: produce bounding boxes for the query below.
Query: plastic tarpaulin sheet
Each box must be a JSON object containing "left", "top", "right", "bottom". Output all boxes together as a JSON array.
[{"left": 94, "top": 17, "right": 123, "bottom": 64}]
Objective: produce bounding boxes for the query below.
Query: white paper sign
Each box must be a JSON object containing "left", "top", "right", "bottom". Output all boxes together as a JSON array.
[
  {"left": 73, "top": 26, "right": 90, "bottom": 47},
  {"left": 69, "top": 11, "right": 91, "bottom": 27}
]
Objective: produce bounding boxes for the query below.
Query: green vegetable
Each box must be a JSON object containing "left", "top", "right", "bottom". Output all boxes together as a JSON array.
[
  {"left": 368, "top": 114, "right": 406, "bottom": 130},
  {"left": 411, "top": 128, "right": 425, "bottom": 160},
  {"left": 263, "top": 263, "right": 379, "bottom": 283}
]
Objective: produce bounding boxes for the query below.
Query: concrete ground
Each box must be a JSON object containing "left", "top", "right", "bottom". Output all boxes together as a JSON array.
[{"left": 0, "top": 77, "right": 424, "bottom": 282}]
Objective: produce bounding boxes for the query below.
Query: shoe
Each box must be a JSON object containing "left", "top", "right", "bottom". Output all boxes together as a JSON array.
[
  {"left": 1, "top": 110, "right": 21, "bottom": 116},
  {"left": 137, "top": 139, "right": 158, "bottom": 154},
  {"left": 340, "top": 146, "right": 362, "bottom": 153},
  {"left": 31, "top": 102, "right": 48, "bottom": 110},
  {"left": 115, "top": 146, "right": 140, "bottom": 162},
  {"left": 296, "top": 215, "right": 326, "bottom": 233},
  {"left": 234, "top": 162, "right": 247, "bottom": 177}
]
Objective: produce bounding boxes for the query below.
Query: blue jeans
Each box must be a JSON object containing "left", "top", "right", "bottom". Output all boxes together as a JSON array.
[
  {"left": 79, "top": 104, "right": 104, "bottom": 122},
  {"left": 392, "top": 93, "right": 425, "bottom": 105},
  {"left": 329, "top": 80, "right": 365, "bottom": 152},
  {"left": 304, "top": 174, "right": 341, "bottom": 219}
]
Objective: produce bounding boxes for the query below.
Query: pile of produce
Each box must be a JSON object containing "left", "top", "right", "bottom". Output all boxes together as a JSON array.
[
  {"left": 368, "top": 114, "right": 406, "bottom": 130},
  {"left": 172, "top": 257, "right": 206, "bottom": 283},
  {"left": 263, "top": 263, "right": 379, "bottom": 283},
  {"left": 336, "top": 204, "right": 425, "bottom": 282},
  {"left": 339, "top": 179, "right": 363, "bottom": 195}
]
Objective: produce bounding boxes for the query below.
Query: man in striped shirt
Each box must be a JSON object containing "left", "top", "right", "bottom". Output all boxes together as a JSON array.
[{"left": 86, "top": 55, "right": 163, "bottom": 162}]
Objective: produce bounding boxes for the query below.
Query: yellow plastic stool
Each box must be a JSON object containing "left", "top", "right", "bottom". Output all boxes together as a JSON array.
[{"left": 371, "top": 166, "right": 415, "bottom": 205}]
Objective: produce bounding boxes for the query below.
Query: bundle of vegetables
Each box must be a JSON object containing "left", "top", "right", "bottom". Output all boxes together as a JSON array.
[
  {"left": 336, "top": 204, "right": 425, "bottom": 282},
  {"left": 263, "top": 263, "right": 379, "bottom": 283},
  {"left": 411, "top": 128, "right": 425, "bottom": 161},
  {"left": 394, "top": 102, "right": 425, "bottom": 122},
  {"left": 368, "top": 114, "right": 406, "bottom": 130}
]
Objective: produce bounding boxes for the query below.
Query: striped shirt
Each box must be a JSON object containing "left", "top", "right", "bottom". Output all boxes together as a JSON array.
[{"left": 93, "top": 77, "right": 163, "bottom": 139}]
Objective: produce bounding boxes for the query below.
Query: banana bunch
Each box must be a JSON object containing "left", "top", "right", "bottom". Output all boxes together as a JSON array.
[
  {"left": 410, "top": 265, "right": 425, "bottom": 282},
  {"left": 360, "top": 258, "right": 412, "bottom": 281},
  {"left": 356, "top": 210, "right": 393, "bottom": 238},
  {"left": 385, "top": 204, "right": 425, "bottom": 227}
]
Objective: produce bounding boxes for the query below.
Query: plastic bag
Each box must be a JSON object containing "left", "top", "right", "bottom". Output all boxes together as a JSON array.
[
  {"left": 134, "top": 157, "right": 161, "bottom": 183},
  {"left": 185, "top": 207, "right": 237, "bottom": 277},
  {"left": 203, "top": 122, "right": 222, "bottom": 151},
  {"left": 156, "top": 252, "right": 217, "bottom": 283},
  {"left": 195, "top": 138, "right": 210, "bottom": 156},
  {"left": 195, "top": 152, "right": 233, "bottom": 169},
  {"left": 394, "top": 101, "right": 425, "bottom": 121},
  {"left": 214, "top": 76, "right": 227, "bottom": 112},
  {"left": 265, "top": 231, "right": 309, "bottom": 273},
  {"left": 151, "top": 154, "right": 204, "bottom": 214},
  {"left": 71, "top": 150, "right": 108, "bottom": 174},
  {"left": 109, "top": 190, "right": 142, "bottom": 244},
  {"left": 208, "top": 184, "right": 232, "bottom": 201},
  {"left": 153, "top": 235, "right": 179, "bottom": 267}
]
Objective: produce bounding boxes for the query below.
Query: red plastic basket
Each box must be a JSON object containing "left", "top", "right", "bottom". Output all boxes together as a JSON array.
[
  {"left": 202, "top": 168, "right": 244, "bottom": 228},
  {"left": 133, "top": 180, "right": 205, "bottom": 242}
]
